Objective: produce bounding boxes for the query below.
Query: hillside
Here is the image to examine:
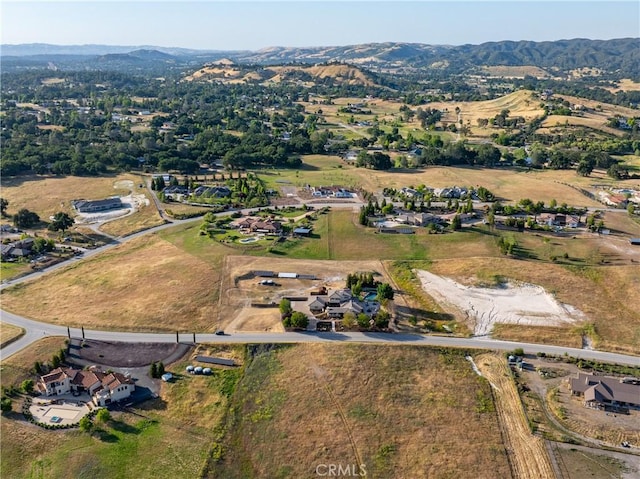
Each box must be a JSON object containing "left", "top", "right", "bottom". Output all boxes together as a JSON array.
[
  {"left": 183, "top": 62, "right": 377, "bottom": 86},
  {"left": 4, "top": 38, "right": 638, "bottom": 78}
]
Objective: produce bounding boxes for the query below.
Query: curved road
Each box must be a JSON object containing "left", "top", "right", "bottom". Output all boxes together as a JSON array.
[{"left": 1, "top": 202, "right": 639, "bottom": 367}]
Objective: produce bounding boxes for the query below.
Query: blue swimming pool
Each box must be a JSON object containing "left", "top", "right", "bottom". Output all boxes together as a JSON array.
[{"left": 363, "top": 292, "right": 377, "bottom": 301}]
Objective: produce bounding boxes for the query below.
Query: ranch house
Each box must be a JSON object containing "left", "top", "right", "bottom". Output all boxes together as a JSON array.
[{"left": 569, "top": 372, "right": 640, "bottom": 410}]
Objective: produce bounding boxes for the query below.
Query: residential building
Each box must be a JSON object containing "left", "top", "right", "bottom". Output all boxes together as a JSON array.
[
  {"left": 569, "top": 372, "right": 640, "bottom": 410},
  {"left": 72, "top": 197, "right": 123, "bottom": 213},
  {"left": 38, "top": 367, "right": 135, "bottom": 407}
]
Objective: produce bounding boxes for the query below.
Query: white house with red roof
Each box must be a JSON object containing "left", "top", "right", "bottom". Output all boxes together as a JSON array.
[{"left": 38, "top": 367, "right": 135, "bottom": 407}]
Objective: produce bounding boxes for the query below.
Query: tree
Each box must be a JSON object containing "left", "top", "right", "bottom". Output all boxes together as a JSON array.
[
  {"left": 356, "top": 313, "right": 371, "bottom": 328},
  {"left": 0, "top": 198, "right": 8, "bottom": 217},
  {"left": 157, "top": 362, "right": 165, "bottom": 376},
  {"left": 375, "top": 310, "right": 391, "bottom": 329},
  {"left": 149, "top": 362, "right": 158, "bottom": 378},
  {"left": 48, "top": 212, "right": 74, "bottom": 234},
  {"left": 289, "top": 312, "right": 308, "bottom": 329},
  {"left": 79, "top": 416, "right": 93, "bottom": 432},
  {"left": 342, "top": 312, "right": 356, "bottom": 329},
  {"left": 451, "top": 214, "right": 462, "bottom": 230},
  {"left": 21, "top": 379, "right": 35, "bottom": 394},
  {"left": 576, "top": 160, "right": 594, "bottom": 177},
  {"left": 51, "top": 353, "right": 61, "bottom": 369},
  {"left": 279, "top": 298, "right": 292, "bottom": 316},
  {"left": 13, "top": 208, "right": 40, "bottom": 228},
  {"left": 376, "top": 283, "right": 394, "bottom": 301},
  {"left": 0, "top": 397, "right": 12, "bottom": 413},
  {"left": 96, "top": 408, "right": 111, "bottom": 423}
]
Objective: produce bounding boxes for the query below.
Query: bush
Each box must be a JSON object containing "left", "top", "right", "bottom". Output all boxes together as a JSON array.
[
  {"left": 0, "top": 397, "right": 12, "bottom": 413},
  {"left": 96, "top": 408, "right": 111, "bottom": 423},
  {"left": 21, "top": 379, "right": 35, "bottom": 394}
]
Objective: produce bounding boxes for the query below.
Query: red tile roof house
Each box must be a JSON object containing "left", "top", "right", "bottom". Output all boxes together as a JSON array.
[
  {"left": 569, "top": 372, "right": 640, "bottom": 410},
  {"left": 38, "top": 367, "right": 135, "bottom": 407}
]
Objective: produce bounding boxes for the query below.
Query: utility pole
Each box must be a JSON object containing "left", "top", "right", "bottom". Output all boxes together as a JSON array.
[
  {"left": 176, "top": 331, "right": 179, "bottom": 343},
  {"left": 81, "top": 326, "right": 85, "bottom": 339},
  {"left": 67, "top": 326, "right": 71, "bottom": 339}
]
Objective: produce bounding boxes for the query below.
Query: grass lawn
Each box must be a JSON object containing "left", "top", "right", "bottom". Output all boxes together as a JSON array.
[
  {"left": 0, "top": 261, "right": 31, "bottom": 281},
  {"left": 211, "top": 344, "right": 509, "bottom": 479},
  {"left": 0, "top": 322, "right": 24, "bottom": 348}
]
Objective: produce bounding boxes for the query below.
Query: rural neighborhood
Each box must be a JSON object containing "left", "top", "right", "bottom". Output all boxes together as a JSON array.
[{"left": 1, "top": 10, "right": 640, "bottom": 479}]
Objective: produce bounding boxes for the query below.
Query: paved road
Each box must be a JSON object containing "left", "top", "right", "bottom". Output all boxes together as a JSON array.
[
  {"left": 1, "top": 199, "right": 638, "bottom": 367},
  {"left": 2, "top": 306, "right": 639, "bottom": 366}
]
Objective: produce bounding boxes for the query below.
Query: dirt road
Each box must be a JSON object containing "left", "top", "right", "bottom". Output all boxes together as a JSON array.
[{"left": 477, "top": 353, "right": 556, "bottom": 479}]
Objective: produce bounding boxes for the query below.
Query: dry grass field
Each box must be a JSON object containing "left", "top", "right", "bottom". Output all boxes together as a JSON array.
[
  {"left": 481, "top": 66, "right": 552, "bottom": 78},
  {"left": 428, "top": 90, "right": 545, "bottom": 127},
  {"left": 0, "top": 322, "right": 24, "bottom": 348},
  {"left": 0, "top": 173, "right": 164, "bottom": 237},
  {"left": 0, "top": 231, "right": 225, "bottom": 332},
  {"left": 211, "top": 344, "right": 510, "bottom": 479},
  {"left": 266, "top": 156, "right": 607, "bottom": 206},
  {"left": 0, "top": 174, "right": 135, "bottom": 219},
  {"left": 540, "top": 116, "right": 625, "bottom": 137},
  {"left": 606, "top": 78, "right": 640, "bottom": 92},
  {"left": 476, "top": 353, "right": 555, "bottom": 479},
  {"left": 0, "top": 336, "right": 67, "bottom": 388}
]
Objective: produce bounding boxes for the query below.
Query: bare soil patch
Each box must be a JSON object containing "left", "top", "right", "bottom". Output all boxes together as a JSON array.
[
  {"left": 423, "top": 258, "right": 640, "bottom": 354},
  {"left": 482, "top": 65, "right": 552, "bottom": 78},
  {"left": 416, "top": 270, "right": 584, "bottom": 336},
  {"left": 218, "top": 256, "right": 388, "bottom": 331},
  {"left": 70, "top": 339, "right": 190, "bottom": 368}
]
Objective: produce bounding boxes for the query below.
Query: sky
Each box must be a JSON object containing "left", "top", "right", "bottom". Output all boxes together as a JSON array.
[{"left": 1, "top": 1, "right": 639, "bottom": 51}]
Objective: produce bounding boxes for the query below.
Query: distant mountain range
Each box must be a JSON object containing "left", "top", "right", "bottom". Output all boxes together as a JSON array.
[{"left": 2, "top": 38, "right": 639, "bottom": 77}]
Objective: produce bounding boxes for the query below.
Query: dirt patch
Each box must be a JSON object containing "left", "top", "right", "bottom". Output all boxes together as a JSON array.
[
  {"left": 416, "top": 270, "right": 584, "bottom": 336},
  {"left": 69, "top": 339, "right": 191, "bottom": 368}
]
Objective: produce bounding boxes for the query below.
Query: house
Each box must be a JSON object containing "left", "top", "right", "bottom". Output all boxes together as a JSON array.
[
  {"left": 73, "top": 197, "right": 123, "bottom": 213},
  {"left": 1, "top": 238, "right": 35, "bottom": 259},
  {"left": 630, "top": 238, "right": 640, "bottom": 246},
  {"left": 237, "top": 217, "right": 282, "bottom": 235},
  {"left": 308, "top": 288, "right": 380, "bottom": 319},
  {"left": 569, "top": 372, "right": 640, "bottom": 410},
  {"left": 193, "top": 185, "right": 231, "bottom": 198},
  {"left": 38, "top": 367, "right": 135, "bottom": 407}
]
